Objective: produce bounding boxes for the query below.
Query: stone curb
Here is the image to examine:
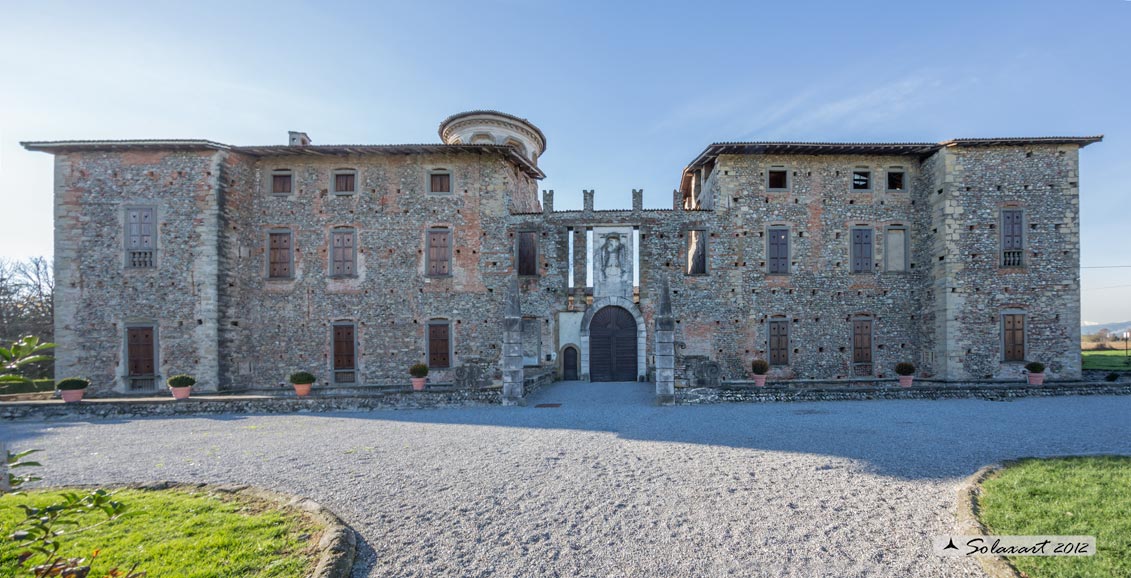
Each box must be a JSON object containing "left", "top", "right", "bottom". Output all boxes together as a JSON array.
[
  {"left": 955, "top": 464, "right": 1023, "bottom": 578},
  {"left": 677, "top": 382, "right": 1131, "bottom": 404}
]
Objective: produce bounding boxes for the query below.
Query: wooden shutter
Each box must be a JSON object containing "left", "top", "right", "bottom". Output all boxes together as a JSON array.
[
  {"left": 272, "top": 173, "right": 292, "bottom": 194},
  {"left": 331, "top": 231, "right": 354, "bottom": 276},
  {"left": 430, "top": 173, "right": 450, "bottom": 193},
  {"left": 428, "top": 230, "right": 450, "bottom": 276},
  {"left": 518, "top": 232, "right": 537, "bottom": 276},
  {"left": 428, "top": 323, "right": 450, "bottom": 368},
  {"left": 334, "top": 173, "right": 355, "bottom": 193},
  {"left": 333, "top": 325, "right": 355, "bottom": 370},
  {"left": 768, "top": 229, "right": 788, "bottom": 274},
  {"left": 126, "top": 207, "right": 155, "bottom": 267},
  {"left": 853, "top": 320, "right": 872, "bottom": 363},
  {"left": 1004, "top": 314, "right": 1025, "bottom": 361},
  {"left": 769, "top": 320, "right": 788, "bottom": 365},
  {"left": 852, "top": 228, "right": 873, "bottom": 273},
  {"left": 1002, "top": 210, "right": 1023, "bottom": 266},
  {"left": 127, "top": 326, "right": 155, "bottom": 376},
  {"left": 269, "top": 232, "right": 292, "bottom": 278}
]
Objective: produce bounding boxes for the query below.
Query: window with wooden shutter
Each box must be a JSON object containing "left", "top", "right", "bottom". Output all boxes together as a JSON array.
[
  {"left": 268, "top": 231, "right": 293, "bottom": 279},
  {"left": 517, "top": 231, "right": 537, "bottom": 276},
  {"left": 428, "top": 322, "right": 450, "bottom": 369},
  {"left": 125, "top": 207, "right": 155, "bottom": 268},
  {"left": 427, "top": 229, "right": 451, "bottom": 276},
  {"left": 768, "top": 319, "right": 789, "bottom": 366},
  {"left": 1003, "top": 314, "right": 1025, "bottom": 361},
  {"left": 686, "top": 230, "right": 707, "bottom": 275},
  {"left": 333, "top": 323, "right": 356, "bottom": 383},
  {"left": 127, "top": 325, "right": 156, "bottom": 389},
  {"left": 429, "top": 172, "right": 451, "bottom": 194},
  {"left": 852, "top": 319, "right": 873, "bottom": 375},
  {"left": 768, "top": 228, "right": 789, "bottom": 275},
  {"left": 271, "top": 171, "right": 292, "bottom": 194},
  {"left": 333, "top": 171, "right": 356, "bottom": 194},
  {"left": 1002, "top": 209, "right": 1024, "bottom": 267},
  {"left": 330, "top": 230, "right": 356, "bottom": 277},
  {"left": 851, "top": 228, "right": 873, "bottom": 273}
]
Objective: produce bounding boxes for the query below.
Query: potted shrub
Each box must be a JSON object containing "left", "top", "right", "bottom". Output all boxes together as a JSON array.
[
  {"left": 409, "top": 363, "right": 429, "bottom": 391},
  {"left": 895, "top": 362, "right": 916, "bottom": 387},
  {"left": 751, "top": 359, "right": 769, "bottom": 387},
  {"left": 288, "top": 371, "right": 316, "bottom": 397},
  {"left": 1024, "top": 362, "right": 1046, "bottom": 385},
  {"left": 166, "top": 374, "right": 195, "bottom": 400},
  {"left": 56, "top": 377, "right": 90, "bottom": 403}
]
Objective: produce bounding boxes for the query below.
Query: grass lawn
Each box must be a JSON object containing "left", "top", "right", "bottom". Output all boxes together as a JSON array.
[
  {"left": 0, "top": 488, "right": 320, "bottom": 577},
  {"left": 1081, "top": 349, "right": 1131, "bottom": 371},
  {"left": 978, "top": 456, "right": 1131, "bottom": 578}
]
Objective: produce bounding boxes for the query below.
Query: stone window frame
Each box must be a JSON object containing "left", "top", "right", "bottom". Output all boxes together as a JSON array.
[
  {"left": 767, "top": 316, "right": 790, "bottom": 366},
  {"left": 886, "top": 166, "right": 907, "bottom": 192},
  {"left": 427, "top": 168, "right": 453, "bottom": 195},
  {"left": 516, "top": 230, "right": 539, "bottom": 277},
  {"left": 851, "top": 166, "right": 873, "bottom": 192},
  {"left": 269, "top": 168, "right": 294, "bottom": 196},
  {"left": 1001, "top": 309, "right": 1027, "bottom": 362},
  {"left": 123, "top": 321, "right": 159, "bottom": 391},
  {"left": 426, "top": 226, "right": 453, "bottom": 278},
  {"left": 884, "top": 225, "right": 909, "bottom": 273},
  {"left": 1000, "top": 207, "right": 1026, "bottom": 268},
  {"left": 331, "top": 319, "right": 358, "bottom": 384},
  {"left": 123, "top": 204, "right": 158, "bottom": 270},
  {"left": 331, "top": 168, "right": 358, "bottom": 196},
  {"left": 766, "top": 164, "right": 790, "bottom": 192},
  {"left": 426, "top": 318, "right": 453, "bottom": 369},
  {"left": 266, "top": 228, "right": 295, "bottom": 280},
  {"left": 684, "top": 227, "right": 709, "bottom": 276},
  {"left": 328, "top": 227, "right": 357, "bottom": 278},
  {"left": 849, "top": 225, "right": 875, "bottom": 274}
]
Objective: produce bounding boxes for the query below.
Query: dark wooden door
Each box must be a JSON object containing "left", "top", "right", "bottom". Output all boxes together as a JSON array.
[
  {"left": 563, "top": 346, "right": 578, "bottom": 381},
  {"left": 589, "top": 307, "right": 637, "bottom": 382}
]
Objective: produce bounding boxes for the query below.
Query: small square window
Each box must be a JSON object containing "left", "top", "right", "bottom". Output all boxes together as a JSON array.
[
  {"left": 271, "top": 172, "right": 292, "bottom": 195},
  {"left": 333, "top": 171, "right": 356, "bottom": 195},
  {"left": 767, "top": 168, "right": 788, "bottom": 191},
  {"left": 852, "top": 170, "right": 871, "bottom": 190},
  {"left": 429, "top": 172, "right": 451, "bottom": 194},
  {"left": 887, "top": 170, "right": 905, "bottom": 191}
]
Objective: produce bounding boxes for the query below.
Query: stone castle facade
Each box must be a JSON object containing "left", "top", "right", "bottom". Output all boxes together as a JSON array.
[{"left": 23, "top": 111, "right": 1100, "bottom": 400}]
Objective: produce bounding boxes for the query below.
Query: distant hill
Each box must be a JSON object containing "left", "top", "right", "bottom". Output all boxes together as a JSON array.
[{"left": 1082, "top": 321, "right": 1131, "bottom": 336}]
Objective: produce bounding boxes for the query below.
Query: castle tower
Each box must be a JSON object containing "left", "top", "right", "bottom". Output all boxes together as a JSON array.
[{"left": 439, "top": 110, "right": 547, "bottom": 165}]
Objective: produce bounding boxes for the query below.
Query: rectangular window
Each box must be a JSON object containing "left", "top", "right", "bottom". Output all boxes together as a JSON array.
[
  {"left": 1002, "top": 209, "right": 1024, "bottom": 267},
  {"left": 333, "top": 171, "right": 356, "bottom": 195},
  {"left": 428, "top": 322, "right": 450, "bottom": 369},
  {"left": 1003, "top": 314, "right": 1025, "bottom": 361},
  {"left": 851, "top": 228, "right": 873, "bottom": 273},
  {"left": 852, "top": 169, "right": 871, "bottom": 191},
  {"left": 887, "top": 169, "right": 905, "bottom": 191},
  {"left": 330, "top": 230, "right": 356, "bottom": 277},
  {"left": 767, "top": 228, "right": 789, "bottom": 275},
  {"left": 268, "top": 231, "right": 293, "bottom": 279},
  {"left": 333, "top": 323, "right": 356, "bottom": 383},
  {"left": 127, "top": 325, "right": 156, "bottom": 389},
  {"left": 517, "top": 231, "right": 537, "bottom": 276},
  {"left": 768, "top": 319, "right": 789, "bottom": 366},
  {"left": 885, "top": 227, "right": 907, "bottom": 272},
  {"left": 429, "top": 172, "right": 451, "bottom": 194},
  {"left": 271, "top": 172, "right": 292, "bottom": 195},
  {"left": 852, "top": 319, "right": 873, "bottom": 364},
  {"left": 125, "top": 207, "right": 156, "bottom": 268},
  {"left": 427, "top": 229, "right": 451, "bottom": 276},
  {"left": 767, "top": 167, "right": 789, "bottom": 191},
  {"left": 686, "top": 230, "right": 707, "bottom": 275}
]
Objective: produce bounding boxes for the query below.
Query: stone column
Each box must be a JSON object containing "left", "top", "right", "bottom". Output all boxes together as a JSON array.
[
  {"left": 655, "top": 277, "right": 675, "bottom": 405},
  {"left": 502, "top": 278, "right": 525, "bottom": 405}
]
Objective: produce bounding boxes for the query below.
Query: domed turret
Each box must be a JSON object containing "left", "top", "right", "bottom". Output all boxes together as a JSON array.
[{"left": 439, "top": 110, "right": 546, "bottom": 165}]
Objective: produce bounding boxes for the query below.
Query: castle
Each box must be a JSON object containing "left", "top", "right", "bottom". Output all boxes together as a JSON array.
[{"left": 23, "top": 111, "right": 1100, "bottom": 402}]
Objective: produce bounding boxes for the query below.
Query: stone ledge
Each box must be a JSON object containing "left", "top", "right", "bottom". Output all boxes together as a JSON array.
[{"left": 677, "top": 382, "right": 1131, "bottom": 404}]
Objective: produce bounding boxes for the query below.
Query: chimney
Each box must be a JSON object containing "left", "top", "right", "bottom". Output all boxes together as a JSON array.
[{"left": 288, "top": 131, "right": 311, "bottom": 146}]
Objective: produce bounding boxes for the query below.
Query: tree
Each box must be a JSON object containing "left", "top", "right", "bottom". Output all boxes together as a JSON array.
[{"left": 0, "top": 257, "right": 54, "bottom": 378}]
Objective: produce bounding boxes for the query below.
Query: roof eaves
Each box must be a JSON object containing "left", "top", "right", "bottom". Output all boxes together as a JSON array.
[{"left": 21, "top": 139, "right": 231, "bottom": 153}]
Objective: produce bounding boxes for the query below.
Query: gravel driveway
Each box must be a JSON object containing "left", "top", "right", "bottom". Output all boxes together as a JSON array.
[{"left": 3, "top": 382, "right": 1130, "bottom": 577}]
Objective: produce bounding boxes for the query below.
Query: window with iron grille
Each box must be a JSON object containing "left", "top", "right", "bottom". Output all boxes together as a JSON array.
[
  {"left": 268, "top": 231, "right": 293, "bottom": 279},
  {"left": 428, "top": 321, "right": 450, "bottom": 369},
  {"left": 517, "top": 231, "right": 537, "bottom": 276},
  {"left": 1001, "top": 209, "right": 1024, "bottom": 267},
  {"left": 271, "top": 171, "right": 292, "bottom": 195},
  {"left": 127, "top": 325, "right": 156, "bottom": 389},
  {"left": 427, "top": 229, "right": 451, "bottom": 276},
  {"left": 429, "top": 171, "right": 451, "bottom": 194},
  {"left": 767, "top": 227, "right": 789, "bottom": 275},
  {"left": 851, "top": 228, "right": 873, "bottom": 273},
  {"left": 686, "top": 230, "right": 707, "bottom": 275},
  {"left": 332, "top": 170, "right": 356, "bottom": 195},
  {"left": 333, "top": 322, "right": 356, "bottom": 383},
  {"left": 330, "top": 229, "right": 356, "bottom": 277},
  {"left": 852, "top": 169, "right": 871, "bottom": 190},
  {"left": 1003, "top": 313, "right": 1025, "bottom": 361},
  {"left": 768, "top": 319, "right": 789, "bottom": 366},
  {"left": 125, "top": 207, "right": 156, "bottom": 268}
]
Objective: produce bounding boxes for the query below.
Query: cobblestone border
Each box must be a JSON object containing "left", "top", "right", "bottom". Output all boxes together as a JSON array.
[
  {"left": 955, "top": 464, "right": 1023, "bottom": 578},
  {"left": 677, "top": 382, "right": 1131, "bottom": 404}
]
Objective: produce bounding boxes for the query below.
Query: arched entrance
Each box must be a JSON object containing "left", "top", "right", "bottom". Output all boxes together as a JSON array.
[
  {"left": 589, "top": 306, "right": 638, "bottom": 382},
  {"left": 562, "top": 346, "right": 579, "bottom": 381}
]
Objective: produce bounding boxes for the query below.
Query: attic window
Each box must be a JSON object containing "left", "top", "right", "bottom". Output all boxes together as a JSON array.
[
  {"left": 767, "top": 167, "right": 788, "bottom": 191},
  {"left": 852, "top": 169, "right": 871, "bottom": 191},
  {"left": 886, "top": 169, "right": 905, "bottom": 191},
  {"left": 429, "top": 171, "right": 451, "bottom": 194},
  {"left": 271, "top": 170, "right": 292, "bottom": 195}
]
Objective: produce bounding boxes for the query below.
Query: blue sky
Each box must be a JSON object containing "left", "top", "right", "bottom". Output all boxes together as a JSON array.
[{"left": 1, "top": 0, "right": 1128, "bottom": 322}]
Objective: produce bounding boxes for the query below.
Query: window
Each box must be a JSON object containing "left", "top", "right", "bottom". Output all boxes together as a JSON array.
[
  {"left": 767, "top": 167, "right": 789, "bottom": 191},
  {"left": 885, "top": 227, "right": 908, "bottom": 272},
  {"left": 271, "top": 170, "right": 293, "bottom": 195},
  {"left": 1003, "top": 313, "right": 1025, "bottom": 361},
  {"left": 686, "top": 230, "right": 707, "bottom": 275},
  {"left": 767, "top": 227, "right": 789, "bottom": 275},
  {"left": 126, "top": 325, "right": 156, "bottom": 389},
  {"left": 852, "top": 318, "right": 873, "bottom": 369},
  {"left": 332, "top": 322, "right": 356, "bottom": 383},
  {"left": 268, "top": 231, "right": 293, "bottom": 279},
  {"left": 429, "top": 171, "right": 451, "bottom": 194},
  {"left": 330, "top": 229, "right": 356, "bottom": 277},
  {"left": 517, "top": 231, "right": 537, "bottom": 276},
  {"left": 332, "top": 170, "right": 356, "bottom": 195},
  {"left": 887, "top": 168, "right": 906, "bottom": 191},
  {"left": 427, "top": 228, "right": 451, "bottom": 276},
  {"left": 851, "top": 227, "right": 873, "bottom": 273},
  {"left": 768, "top": 319, "right": 789, "bottom": 366},
  {"left": 427, "top": 321, "right": 450, "bottom": 369},
  {"left": 1002, "top": 209, "right": 1024, "bottom": 267},
  {"left": 852, "top": 169, "right": 871, "bottom": 191},
  {"left": 125, "top": 207, "right": 156, "bottom": 268}
]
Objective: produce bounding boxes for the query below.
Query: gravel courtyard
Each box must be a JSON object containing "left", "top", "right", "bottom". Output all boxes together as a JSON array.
[{"left": 4, "top": 383, "right": 1130, "bottom": 577}]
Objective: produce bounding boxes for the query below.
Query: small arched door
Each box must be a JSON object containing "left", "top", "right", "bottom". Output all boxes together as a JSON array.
[
  {"left": 589, "top": 306, "right": 637, "bottom": 382},
  {"left": 562, "top": 346, "right": 579, "bottom": 381}
]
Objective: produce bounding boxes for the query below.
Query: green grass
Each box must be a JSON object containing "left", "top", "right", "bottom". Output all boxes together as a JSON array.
[
  {"left": 1082, "top": 350, "right": 1131, "bottom": 371},
  {"left": 0, "top": 379, "right": 54, "bottom": 395},
  {"left": 978, "top": 456, "right": 1131, "bottom": 578},
  {"left": 0, "top": 488, "right": 319, "bottom": 577}
]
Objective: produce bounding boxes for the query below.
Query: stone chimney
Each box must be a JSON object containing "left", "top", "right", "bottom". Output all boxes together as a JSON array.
[{"left": 288, "top": 131, "right": 311, "bottom": 146}]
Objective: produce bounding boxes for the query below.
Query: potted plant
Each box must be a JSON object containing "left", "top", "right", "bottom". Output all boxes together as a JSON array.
[
  {"left": 56, "top": 377, "right": 90, "bottom": 403},
  {"left": 409, "top": 363, "right": 429, "bottom": 391},
  {"left": 288, "top": 371, "right": 316, "bottom": 397},
  {"left": 750, "top": 359, "right": 769, "bottom": 387},
  {"left": 1025, "top": 361, "right": 1046, "bottom": 385},
  {"left": 895, "top": 362, "right": 916, "bottom": 387},
  {"left": 166, "top": 374, "right": 195, "bottom": 400}
]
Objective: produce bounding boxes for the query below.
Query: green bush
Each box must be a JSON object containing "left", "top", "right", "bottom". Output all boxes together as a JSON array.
[
  {"left": 55, "top": 377, "right": 90, "bottom": 390},
  {"left": 0, "top": 378, "right": 54, "bottom": 395},
  {"left": 288, "top": 371, "right": 316, "bottom": 385},
  {"left": 166, "top": 374, "right": 196, "bottom": 388},
  {"left": 750, "top": 359, "right": 769, "bottom": 375},
  {"left": 409, "top": 363, "right": 429, "bottom": 378},
  {"left": 894, "top": 362, "right": 916, "bottom": 376},
  {"left": 1024, "top": 361, "right": 1046, "bottom": 374}
]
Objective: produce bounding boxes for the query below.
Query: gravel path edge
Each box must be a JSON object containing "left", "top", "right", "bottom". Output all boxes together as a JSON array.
[{"left": 955, "top": 464, "right": 1023, "bottom": 578}]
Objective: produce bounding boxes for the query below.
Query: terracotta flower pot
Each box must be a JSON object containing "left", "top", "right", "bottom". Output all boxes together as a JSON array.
[
  {"left": 170, "top": 386, "right": 192, "bottom": 400},
  {"left": 898, "top": 375, "right": 914, "bottom": 387},
  {"left": 1027, "top": 372, "right": 1045, "bottom": 385},
  {"left": 753, "top": 375, "right": 767, "bottom": 387},
  {"left": 293, "top": 382, "right": 313, "bottom": 397},
  {"left": 411, "top": 377, "right": 427, "bottom": 391},
  {"left": 60, "top": 389, "right": 86, "bottom": 403}
]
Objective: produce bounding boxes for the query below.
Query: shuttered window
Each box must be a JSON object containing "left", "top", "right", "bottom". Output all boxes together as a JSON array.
[
  {"left": 427, "top": 229, "right": 451, "bottom": 276},
  {"left": 330, "top": 230, "right": 356, "bottom": 277},
  {"left": 1002, "top": 209, "right": 1024, "bottom": 267},
  {"left": 125, "top": 207, "right": 156, "bottom": 268},
  {"left": 333, "top": 323, "right": 356, "bottom": 383},
  {"left": 271, "top": 172, "right": 292, "bottom": 194},
  {"left": 428, "top": 322, "right": 450, "bottom": 369},
  {"left": 768, "top": 228, "right": 789, "bottom": 275},
  {"left": 127, "top": 325, "right": 156, "bottom": 389},
  {"left": 686, "top": 230, "right": 707, "bottom": 275},
  {"left": 1003, "top": 314, "right": 1025, "bottom": 361},
  {"left": 333, "top": 171, "right": 356, "bottom": 194},
  {"left": 517, "top": 231, "right": 537, "bottom": 276},
  {"left": 853, "top": 319, "right": 873, "bottom": 364},
  {"left": 768, "top": 319, "right": 789, "bottom": 366},
  {"left": 851, "top": 228, "right": 873, "bottom": 273},
  {"left": 430, "top": 172, "right": 451, "bottom": 194},
  {"left": 268, "top": 231, "right": 293, "bottom": 279}
]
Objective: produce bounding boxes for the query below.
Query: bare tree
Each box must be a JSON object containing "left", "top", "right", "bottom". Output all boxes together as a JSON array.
[{"left": 0, "top": 257, "right": 54, "bottom": 378}]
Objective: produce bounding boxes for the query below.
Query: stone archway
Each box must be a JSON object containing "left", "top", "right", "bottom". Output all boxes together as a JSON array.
[{"left": 579, "top": 297, "right": 647, "bottom": 382}]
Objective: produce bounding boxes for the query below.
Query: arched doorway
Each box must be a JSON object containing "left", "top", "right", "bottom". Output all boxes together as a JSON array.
[
  {"left": 589, "top": 306, "right": 638, "bottom": 382},
  {"left": 562, "top": 346, "right": 579, "bottom": 381}
]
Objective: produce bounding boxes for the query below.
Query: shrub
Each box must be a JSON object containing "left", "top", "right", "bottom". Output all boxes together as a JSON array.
[
  {"left": 894, "top": 362, "right": 916, "bottom": 376},
  {"left": 55, "top": 377, "right": 90, "bottom": 390},
  {"left": 1106, "top": 372, "right": 1120, "bottom": 382},
  {"left": 288, "top": 371, "right": 316, "bottom": 385},
  {"left": 1024, "top": 361, "right": 1046, "bottom": 374},
  {"left": 409, "top": 363, "right": 429, "bottom": 378},
  {"left": 166, "top": 374, "right": 196, "bottom": 388},
  {"left": 750, "top": 359, "right": 769, "bottom": 375}
]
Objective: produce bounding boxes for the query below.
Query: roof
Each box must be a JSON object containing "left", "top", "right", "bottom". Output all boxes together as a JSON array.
[
  {"left": 20, "top": 139, "right": 231, "bottom": 152},
  {"left": 438, "top": 110, "right": 547, "bottom": 151}
]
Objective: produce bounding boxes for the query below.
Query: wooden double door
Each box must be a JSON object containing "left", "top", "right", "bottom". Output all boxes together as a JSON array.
[{"left": 589, "top": 306, "right": 637, "bottom": 382}]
